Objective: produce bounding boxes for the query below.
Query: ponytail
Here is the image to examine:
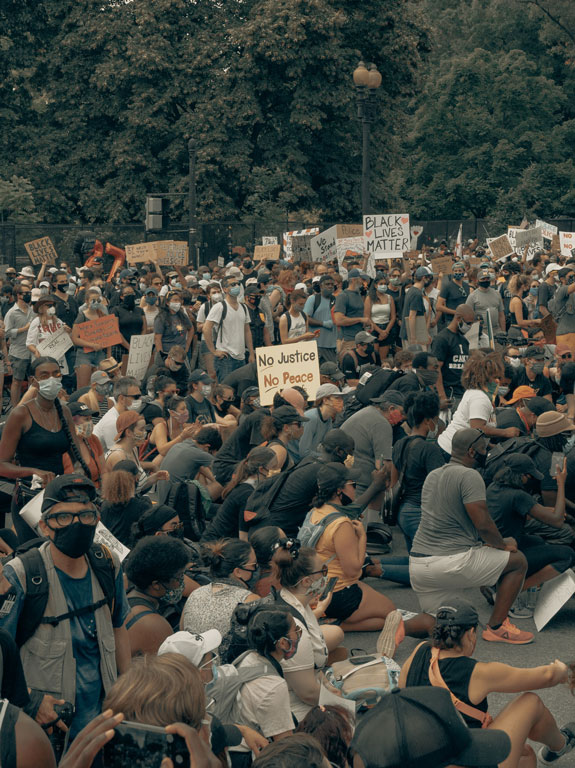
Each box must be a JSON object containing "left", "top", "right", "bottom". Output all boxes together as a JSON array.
[{"left": 55, "top": 398, "right": 91, "bottom": 478}]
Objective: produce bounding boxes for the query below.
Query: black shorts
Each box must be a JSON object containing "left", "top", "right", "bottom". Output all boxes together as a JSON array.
[{"left": 325, "top": 583, "right": 363, "bottom": 621}]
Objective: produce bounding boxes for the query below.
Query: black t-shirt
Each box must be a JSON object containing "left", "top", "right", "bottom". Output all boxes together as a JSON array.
[
  {"left": 510, "top": 366, "right": 552, "bottom": 398},
  {"left": 355, "top": 368, "right": 401, "bottom": 405},
  {"left": 341, "top": 349, "right": 377, "bottom": 380},
  {"left": 439, "top": 279, "right": 469, "bottom": 312},
  {"left": 392, "top": 435, "right": 446, "bottom": 506},
  {"left": 538, "top": 281, "right": 556, "bottom": 312},
  {"left": 186, "top": 395, "right": 216, "bottom": 425},
  {"left": 213, "top": 409, "right": 268, "bottom": 484},
  {"left": 112, "top": 305, "right": 144, "bottom": 343},
  {"left": 486, "top": 482, "right": 535, "bottom": 540},
  {"left": 221, "top": 362, "right": 258, "bottom": 398},
  {"left": 53, "top": 293, "right": 79, "bottom": 328},
  {"left": 388, "top": 372, "right": 422, "bottom": 395},
  {"left": 144, "top": 362, "right": 189, "bottom": 395},
  {"left": 201, "top": 483, "right": 253, "bottom": 541},
  {"left": 386, "top": 287, "right": 404, "bottom": 319},
  {"left": 265, "top": 457, "right": 323, "bottom": 537},
  {"left": 495, "top": 408, "right": 528, "bottom": 437},
  {"left": 241, "top": 270, "right": 259, "bottom": 285},
  {"left": 431, "top": 328, "right": 469, "bottom": 398},
  {"left": 101, "top": 496, "right": 153, "bottom": 547},
  {"left": 246, "top": 305, "right": 267, "bottom": 349},
  {"left": 141, "top": 401, "right": 163, "bottom": 427},
  {"left": 400, "top": 287, "right": 425, "bottom": 340}
]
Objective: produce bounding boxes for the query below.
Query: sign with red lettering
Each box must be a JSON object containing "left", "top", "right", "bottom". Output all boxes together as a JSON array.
[{"left": 256, "top": 340, "right": 320, "bottom": 405}]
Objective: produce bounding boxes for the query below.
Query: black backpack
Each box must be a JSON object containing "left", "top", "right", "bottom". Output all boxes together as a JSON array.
[
  {"left": 14, "top": 542, "right": 116, "bottom": 648},
  {"left": 164, "top": 481, "right": 206, "bottom": 541},
  {"left": 242, "top": 457, "right": 316, "bottom": 530},
  {"left": 483, "top": 435, "right": 544, "bottom": 486},
  {"left": 217, "top": 300, "right": 249, "bottom": 342},
  {"left": 282, "top": 310, "right": 307, "bottom": 333}
]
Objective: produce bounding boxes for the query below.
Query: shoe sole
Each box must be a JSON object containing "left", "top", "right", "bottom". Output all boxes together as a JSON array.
[
  {"left": 377, "top": 610, "right": 403, "bottom": 658},
  {"left": 482, "top": 631, "right": 534, "bottom": 645},
  {"left": 508, "top": 611, "right": 534, "bottom": 620}
]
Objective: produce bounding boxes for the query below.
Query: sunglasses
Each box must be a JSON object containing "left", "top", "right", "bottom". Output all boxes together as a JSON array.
[{"left": 561, "top": 354, "right": 573, "bottom": 360}]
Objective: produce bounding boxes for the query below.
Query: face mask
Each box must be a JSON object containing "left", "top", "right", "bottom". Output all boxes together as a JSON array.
[
  {"left": 133, "top": 430, "right": 146, "bottom": 443},
  {"left": 229, "top": 285, "right": 241, "bottom": 297},
  {"left": 211, "top": 292, "right": 223, "bottom": 302},
  {"left": 122, "top": 295, "right": 136, "bottom": 310},
  {"left": 168, "top": 301, "right": 181, "bottom": 313},
  {"left": 473, "top": 450, "right": 487, "bottom": 469},
  {"left": 91, "top": 300, "right": 104, "bottom": 311},
  {"left": 171, "top": 409, "right": 189, "bottom": 425},
  {"left": 419, "top": 369, "right": 439, "bottom": 386},
  {"left": 363, "top": 344, "right": 374, "bottom": 356},
  {"left": 38, "top": 377, "right": 63, "bottom": 401},
  {"left": 529, "top": 287, "right": 538, "bottom": 296},
  {"left": 531, "top": 362, "right": 545, "bottom": 375},
  {"left": 66, "top": 285, "right": 76, "bottom": 295},
  {"left": 145, "top": 295, "right": 157, "bottom": 305},
  {"left": 376, "top": 284, "right": 387, "bottom": 294},
  {"left": 387, "top": 409, "right": 404, "bottom": 426},
  {"left": 46, "top": 307, "right": 56, "bottom": 316},
  {"left": 564, "top": 434, "right": 575, "bottom": 454},
  {"left": 57, "top": 283, "right": 69, "bottom": 292},
  {"left": 96, "top": 382, "right": 112, "bottom": 396},
  {"left": 498, "top": 385, "right": 509, "bottom": 397},
  {"left": 171, "top": 281, "right": 182, "bottom": 290},
  {"left": 304, "top": 574, "right": 327, "bottom": 597},
  {"left": 507, "top": 357, "right": 522, "bottom": 369},
  {"left": 281, "top": 635, "right": 299, "bottom": 660},
  {"left": 243, "top": 261, "right": 253, "bottom": 270},
  {"left": 53, "top": 521, "right": 96, "bottom": 559},
  {"left": 478, "top": 280, "right": 491, "bottom": 289},
  {"left": 201, "top": 385, "right": 212, "bottom": 397},
  {"left": 127, "top": 398, "right": 143, "bottom": 412},
  {"left": 338, "top": 490, "right": 354, "bottom": 506},
  {"left": 76, "top": 421, "right": 93, "bottom": 438},
  {"left": 160, "top": 574, "right": 185, "bottom": 605},
  {"left": 390, "top": 277, "right": 401, "bottom": 287},
  {"left": 359, "top": 286, "right": 367, "bottom": 296},
  {"left": 423, "top": 278, "right": 434, "bottom": 287},
  {"left": 453, "top": 273, "right": 464, "bottom": 281},
  {"left": 250, "top": 296, "right": 261, "bottom": 307},
  {"left": 21, "top": 294, "right": 32, "bottom": 303},
  {"left": 459, "top": 321, "right": 471, "bottom": 334},
  {"left": 239, "top": 566, "right": 260, "bottom": 590},
  {"left": 485, "top": 381, "right": 499, "bottom": 401},
  {"left": 219, "top": 400, "right": 231, "bottom": 414}
]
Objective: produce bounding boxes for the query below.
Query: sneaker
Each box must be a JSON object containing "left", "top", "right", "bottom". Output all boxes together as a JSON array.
[
  {"left": 377, "top": 609, "right": 405, "bottom": 658},
  {"left": 508, "top": 595, "right": 533, "bottom": 620},
  {"left": 539, "top": 723, "right": 575, "bottom": 764},
  {"left": 482, "top": 618, "right": 534, "bottom": 645}
]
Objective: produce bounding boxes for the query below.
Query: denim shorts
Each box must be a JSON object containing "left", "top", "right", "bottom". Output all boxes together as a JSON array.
[{"left": 75, "top": 349, "right": 106, "bottom": 367}]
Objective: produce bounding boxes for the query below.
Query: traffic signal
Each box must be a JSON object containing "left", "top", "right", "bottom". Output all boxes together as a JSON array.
[{"left": 145, "top": 196, "right": 169, "bottom": 231}]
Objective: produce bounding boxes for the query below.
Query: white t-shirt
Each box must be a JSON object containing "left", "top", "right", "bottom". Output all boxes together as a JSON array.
[
  {"left": 236, "top": 652, "right": 293, "bottom": 744},
  {"left": 93, "top": 406, "right": 120, "bottom": 453},
  {"left": 206, "top": 300, "right": 250, "bottom": 360},
  {"left": 438, "top": 389, "right": 494, "bottom": 454},
  {"left": 287, "top": 311, "right": 306, "bottom": 339}
]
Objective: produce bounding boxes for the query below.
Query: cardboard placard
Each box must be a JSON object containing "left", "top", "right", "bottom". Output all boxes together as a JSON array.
[
  {"left": 254, "top": 244, "right": 281, "bottom": 261},
  {"left": 515, "top": 227, "right": 543, "bottom": 248},
  {"left": 535, "top": 219, "right": 558, "bottom": 241},
  {"left": 487, "top": 234, "right": 514, "bottom": 262},
  {"left": 154, "top": 241, "right": 188, "bottom": 266},
  {"left": 540, "top": 313, "right": 557, "bottom": 344},
  {"left": 126, "top": 333, "right": 155, "bottom": 381},
  {"left": 534, "top": 569, "right": 575, "bottom": 631},
  {"left": 430, "top": 255, "right": 452, "bottom": 275},
  {"left": 551, "top": 234, "right": 560, "bottom": 256},
  {"left": 290, "top": 233, "right": 315, "bottom": 263},
  {"left": 467, "top": 257, "right": 482, "bottom": 267},
  {"left": 336, "top": 236, "right": 364, "bottom": 271},
  {"left": 76, "top": 315, "right": 124, "bottom": 352},
  {"left": 262, "top": 236, "right": 278, "bottom": 246},
  {"left": 256, "top": 341, "right": 320, "bottom": 405},
  {"left": 311, "top": 227, "right": 338, "bottom": 263},
  {"left": 36, "top": 326, "right": 73, "bottom": 360},
  {"left": 24, "top": 236, "right": 58, "bottom": 265},
  {"left": 283, "top": 228, "right": 319, "bottom": 261},
  {"left": 125, "top": 242, "right": 158, "bottom": 264},
  {"left": 507, "top": 227, "right": 539, "bottom": 261},
  {"left": 336, "top": 224, "right": 363, "bottom": 239},
  {"left": 364, "top": 214, "right": 410, "bottom": 254},
  {"left": 559, "top": 232, "right": 575, "bottom": 257}
]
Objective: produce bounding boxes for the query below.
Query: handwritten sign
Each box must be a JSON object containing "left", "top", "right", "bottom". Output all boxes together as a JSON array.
[
  {"left": 125, "top": 242, "right": 158, "bottom": 264},
  {"left": 468, "top": 257, "right": 482, "bottom": 267},
  {"left": 336, "top": 236, "right": 365, "bottom": 272},
  {"left": 559, "top": 232, "right": 575, "bottom": 257},
  {"left": 254, "top": 244, "right": 281, "bottom": 261},
  {"left": 291, "top": 233, "right": 315, "bottom": 262},
  {"left": 535, "top": 219, "right": 558, "bottom": 241},
  {"left": 311, "top": 227, "right": 337, "bottom": 263},
  {"left": 36, "top": 326, "right": 73, "bottom": 360},
  {"left": 262, "top": 236, "right": 278, "bottom": 246},
  {"left": 487, "top": 234, "right": 514, "bottom": 262},
  {"left": 507, "top": 227, "right": 538, "bottom": 261},
  {"left": 515, "top": 227, "right": 543, "bottom": 249},
  {"left": 126, "top": 333, "right": 155, "bottom": 381},
  {"left": 430, "top": 255, "right": 452, "bottom": 275},
  {"left": 155, "top": 241, "right": 188, "bottom": 266},
  {"left": 95, "top": 522, "right": 130, "bottom": 562},
  {"left": 283, "top": 228, "right": 320, "bottom": 261},
  {"left": 256, "top": 340, "right": 320, "bottom": 405},
  {"left": 24, "top": 236, "right": 58, "bottom": 265},
  {"left": 364, "top": 214, "right": 410, "bottom": 254},
  {"left": 534, "top": 569, "right": 575, "bottom": 631},
  {"left": 76, "top": 315, "right": 123, "bottom": 353}
]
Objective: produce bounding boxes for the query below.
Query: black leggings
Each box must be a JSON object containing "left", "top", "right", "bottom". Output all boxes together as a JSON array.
[{"left": 521, "top": 540, "right": 575, "bottom": 578}]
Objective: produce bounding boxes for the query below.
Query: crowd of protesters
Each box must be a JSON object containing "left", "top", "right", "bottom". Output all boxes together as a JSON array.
[{"left": 0, "top": 240, "right": 573, "bottom": 767}]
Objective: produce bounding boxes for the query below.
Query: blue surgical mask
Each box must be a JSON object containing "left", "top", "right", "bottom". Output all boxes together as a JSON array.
[
  {"left": 529, "top": 287, "right": 538, "bottom": 296},
  {"left": 37, "top": 377, "right": 63, "bottom": 401},
  {"left": 376, "top": 284, "right": 387, "bottom": 294},
  {"left": 146, "top": 295, "right": 157, "bottom": 305},
  {"left": 229, "top": 285, "right": 241, "bottom": 297}
]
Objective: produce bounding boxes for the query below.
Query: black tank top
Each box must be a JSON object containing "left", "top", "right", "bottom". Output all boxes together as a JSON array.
[
  {"left": 267, "top": 438, "right": 293, "bottom": 472},
  {"left": 15, "top": 404, "right": 70, "bottom": 475},
  {"left": 405, "top": 643, "right": 488, "bottom": 728}
]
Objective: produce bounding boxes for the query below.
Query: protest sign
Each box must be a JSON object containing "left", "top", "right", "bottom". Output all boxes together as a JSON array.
[
  {"left": 283, "top": 228, "right": 319, "bottom": 260},
  {"left": 36, "top": 327, "right": 73, "bottom": 360},
  {"left": 126, "top": 333, "right": 155, "bottom": 381},
  {"left": 217, "top": 256, "right": 224, "bottom": 267},
  {"left": 24, "top": 236, "right": 58, "bottom": 265},
  {"left": 336, "top": 224, "right": 363, "bottom": 239},
  {"left": 559, "top": 232, "right": 575, "bottom": 257},
  {"left": 336, "top": 236, "right": 364, "bottom": 272},
  {"left": 464, "top": 321, "right": 481, "bottom": 350},
  {"left": 514, "top": 227, "right": 543, "bottom": 248},
  {"left": 95, "top": 522, "right": 130, "bottom": 562},
  {"left": 430, "top": 255, "right": 452, "bottom": 275},
  {"left": 467, "top": 257, "right": 482, "bottom": 267},
  {"left": 76, "top": 315, "right": 123, "bottom": 353},
  {"left": 291, "top": 233, "right": 316, "bottom": 262},
  {"left": 507, "top": 228, "right": 538, "bottom": 261},
  {"left": 540, "top": 313, "right": 557, "bottom": 344},
  {"left": 487, "top": 234, "right": 514, "bottom": 262},
  {"left": 262, "top": 236, "right": 278, "bottom": 246},
  {"left": 534, "top": 569, "right": 575, "bottom": 631},
  {"left": 256, "top": 341, "right": 320, "bottom": 405},
  {"left": 20, "top": 489, "right": 44, "bottom": 529},
  {"left": 254, "top": 244, "right": 281, "bottom": 261},
  {"left": 155, "top": 241, "right": 188, "bottom": 266},
  {"left": 551, "top": 234, "right": 560, "bottom": 256},
  {"left": 535, "top": 219, "right": 558, "bottom": 241},
  {"left": 410, "top": 225, "right": 423, "bottom": 250},
  {"left": 364, "top": 214, "right": 410, "bottom": 255},
  {"left": 311, "top": 226, "right": 337, "bottom": 263},
  {"left": 125, "top": 242, "right": 159, "bottom": 264}
]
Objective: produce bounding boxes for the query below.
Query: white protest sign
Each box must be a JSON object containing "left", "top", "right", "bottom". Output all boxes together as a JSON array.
[
  {"left": 283, "top": 228, "right": 319, "bottom": 260},
  {"left": 410, "top": 225, "right": 423, "bottom": 250},
  {"left": 311, "top": 226, "right": 337, "bottom": 263},
  {"left": 262, "top": 236, "right": 278, "bottom": 246},
  {"left": 534, "top": 569, "right": 575, "bottom": 631},
  {"left": 37, "top": 327, "right": 73, "bottom": 360},
  {"left": 507, "top": 227, "right": 538, "bottom": 261},
  {"left": 559, "top": 232, "right": 575, "bottom": 257},
  {"left": 256, "top": 341, "right": 320, "bottom": 405},
  {"left": 535, "top": 219, "right": 558, "bottom": 241},
  {"left": 19, "top": 489, "right": 44, "bottom": 529},
  {"left": 126, "top": 334, "right": 155, "bottom": 381},
  {"left": 486, "top": 234, "right": 514, "bottom": 262},
  {"left": 95, "top": 522, "right": 131, "bottom": 562},
  {"left": 364, "top": 214, "right": 410, "bottom": 254},
  {"left": 515, "top": 226, "right": 543, "bottom": 249},
  {"left": 336, "top": 236, "right": 365, "bottom": 272}
]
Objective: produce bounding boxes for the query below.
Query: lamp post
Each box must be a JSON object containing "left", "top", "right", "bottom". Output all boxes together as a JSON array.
[
  {"left": 353, "top": 61, "right": 382, "bottom": 217},
  {"left": 188, "top": 138, "right": 197, "bottom": 268}
]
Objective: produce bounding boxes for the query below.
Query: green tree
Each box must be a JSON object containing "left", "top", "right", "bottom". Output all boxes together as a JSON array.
[{"left": 0, "top": 176, "right": 39, "bottom": 222}]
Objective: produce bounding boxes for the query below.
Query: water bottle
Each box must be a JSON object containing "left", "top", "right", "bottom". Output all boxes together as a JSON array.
[{"left": 526, "top": 586, "right": 539, "bottom": 610}]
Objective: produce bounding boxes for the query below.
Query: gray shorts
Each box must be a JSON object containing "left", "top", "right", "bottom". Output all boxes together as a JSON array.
[{"left": 9, "top": 355, "right": 30, "bottom": 381}]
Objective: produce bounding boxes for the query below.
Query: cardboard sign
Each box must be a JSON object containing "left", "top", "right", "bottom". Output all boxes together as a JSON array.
[
  {"left": 468, "top": 256, "right": 482, "bottom": 267},
  {"left": 254, "top": 244, "right": 281, "bottom": 261},
  {"left": 515, "top": 227, "right": 543, "bottom": 248},
  {"left": 256, "top": 341, "right": 320, "bottom": 405},
  {"left": 336, "top": 236, "right": 365, "bottom": 273},
  {"left": 551, "top": 234, "right": 560, "bottom": 256},
  {"left": 311, "top": 227, "right": 338, "bottom": 263},
  {"left": 290, "top": 233, "right": 315, "bottom": 262},
  {"left": 126, "top": 242, "right": 158, "bottom": 264},
  {"left": 364, "top": 214, "right": 410, "bottom": 254},
  {"left": 430, "top": 255, "right": 452, "bottom": 275},
  {"left": 540, "top": 313, "right": 557, "bottom": 344},
  {"left": 262, "top": 236, "right": 278, "bottom": 246},
  {"left": 24, "top": 236, "right": 58, "bottom": 265},
  {"left": 36, "top": 326, "right": 73, "bottom": 360},
  {"left": 535, "top": 219, "right": 558, "bottom": 241},
  {"left": 487, "top": 234, "right": 514, "bottom": 262},
  {"left": 534, "top": 569, "right": 575, "bottom": 631},
  {"left": 126, "top": 333, "right": 155, "bottom": 381},
  {"left": 155, "top": 241, "right": 188, "bottom": 266},
  {"left": 76, "top": 315, "right": 123, "bottom": 353},
  {"left": 336, "top": 224, "right": 363, "bottom": 239},
  {"left": 559, "top": 232, "right": 575, "bottom": 257},
  {"left": 283, "top": 228, "right": 320, "bottom": 261}
]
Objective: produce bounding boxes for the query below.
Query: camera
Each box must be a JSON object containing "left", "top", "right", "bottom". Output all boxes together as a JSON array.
[{"left": 102, "top": 721, "right": 189, "bottom": 767}]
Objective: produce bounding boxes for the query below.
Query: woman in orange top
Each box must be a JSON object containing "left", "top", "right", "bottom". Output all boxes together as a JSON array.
[
  {"left": 62, "top": 401, "right": 107, "bottom": 487},
  {"left": 308, "top": 463, "right": 433, "bottom": 651}
]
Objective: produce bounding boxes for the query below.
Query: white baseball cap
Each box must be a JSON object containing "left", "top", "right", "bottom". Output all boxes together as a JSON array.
[
  {"left": 546, "top": 262, "right": 561, "bottom": 275},
  {"left": 157, "top": 629, "right": 222, "bottom": 667},
  {"left": 294, "top": 282, "right": 308, "bottom": 292}
]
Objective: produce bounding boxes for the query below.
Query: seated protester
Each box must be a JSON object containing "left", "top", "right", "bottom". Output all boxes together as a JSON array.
[
  {"left": 509, "top": 346, "right": 553, "bottom": 401},
  {"left": 398, "top": 601, "right": 575, "bottom": 767},
  {"left": 0, "top": 700, "right": 56, "bottom": 768},
  {"left": 319, "top": 361, "right": 346, "bottom": 390},
  {"left": 186, "top": 369, "right": 217, "bottom": 425},
  {"left": 147, "top": 373, "right": 178, "bottom": 411},
  {"left": 527, "top": 411, "right": 575, "bottom": 510},
  {"left": 129, "top": 502, "right": 184, "bottom": 544},
  {"left": 388, "top": 352, "right": 440, "bottom": 396},
  {"left": 182, "top": 538, "right": 260, "bottom": 636},
  {"left": 104, "top": 411, "right": 149, "bottom": 478},
  {"left": 100, "top": 465, "right": 153, "bottom": 547},
  {"left": 147, "top": 394, "right": 199, "bottom": 463},
  {"left": 253, "top": 734, "right": 333, "bottom": 768},
  {"left": 238, "top": 386, "right": 261, "bottom": 425},
  {"left": 211, "top": 383, "right": 241, "bottom": 432},
  {"left": 495, "top": 393, "right": 553, "bottom": 438},
  {"left": 124, "top": 535, "right": 190, "bottom": 656},
  {"left": 303, "top": 463, "right": 433, "bottom": 644},
  {"left": 390, "top": 392, "right": 446, "bottom": 553},
  {"left": 299, "top": 384, "right": 345, "bottom": 459},
  {"left": 144, "top": 344, "right": 190, "bottom": 395},
  {"left": 249, "top": 526, "right": 286, "bottom": 597},
  {"left": 295, "top": 707, "right": 354, "bottom": 768},
  {"left": 156, "top": 426, "right": 223, "bottom": 503},
  {"left": 70, "top": 369, "right": 113, "bottom": 424},
  {"left": 487, "top": 454, "right": 575, "bottom": 614},
  {"left": 340, "top": 331, "right": 378, "bottom": 385},
  {"left": 62, "top": 401, "right": 107, "bottom": 487},
  {"left": 202, "top": 447, "right": 277, "bottom": 542},
  {"left": 260, "top": 405, "right": 308, "bottom": 473}
]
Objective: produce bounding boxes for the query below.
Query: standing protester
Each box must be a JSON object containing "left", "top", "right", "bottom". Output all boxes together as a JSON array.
[
  {"left": 334, "top": 269, "right": 370, "bottom": 358},
  {"left": 365, "top": 272, "right": 396, "bottom": 364},
  {"left": 465, "top": 267, "right": 506, "bottom": 338},
  {"left": 244, "top": 284, "right": 271, "bottom": 349},
  {"left": 432, "top": 303, "right": 475, "bottom": 407},
  {"left": 401, "top": 266, "right": 431, "bottom": 348},
  {"left": 304, "top": 275, "right": 337, "bottom": 364},
  {"left": 4, "top": 284, "right": 33, "bottom": 406},
  {"left": 71, "top": 288, "right": 110, "bottom": 389},
  {"left": 203, "top": 275, "right": 254, "bottom": 380},
  {"left": 50, "top": 270, "right": 79, "bottom": 392},
  {"left": 436, "top": 262, "right": 469, "bottom": 329}
]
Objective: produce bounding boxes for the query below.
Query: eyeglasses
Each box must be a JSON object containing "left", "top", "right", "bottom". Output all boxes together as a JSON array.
[
  {"left": 309, "top": 565, "right": 329, "bottom": 578},
  {"left": 507, "top": 355, "right": 520, "bottom": 359},
  {"left": 344, "top": 480, "right": 357, "bottom": 488},
  {"left": 162, "top": 521, "right": 184, "bottom": 532},
  {"left": 561, "top": 354, "right": 573, "bottom": 360},
  {"left": 45, "top": 509, "right": 98, "bottom": 527}
]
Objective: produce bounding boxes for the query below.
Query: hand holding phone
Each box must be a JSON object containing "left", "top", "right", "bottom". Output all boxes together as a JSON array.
[{"left": 319, "top": 576, "right": 338, "bottom": 602}]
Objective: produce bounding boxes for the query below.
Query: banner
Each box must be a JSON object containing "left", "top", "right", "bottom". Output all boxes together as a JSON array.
[
  {"left": 126, "top": 333, "right": 155, "bottom": 381},
  {"left": 36, "top": 327, "right": 73, "bottom": 360},
  {"left": 256, "top": 340, "right": 320, "bottom": 405},
  {"left": 254, "top": 244, "right": 281, "bottom": 261},
  {"left": 487, "top": 234, "right": 514, "bottom": 262},
  {"left": 76, "top": 315, "right": 124, "bottom": 352},
  {"left": 364, "top": 214, "right": 410, "bottom": 254},
  {"left": 24, "top": 236, "right": 58, "bottom": 265},
  {"left": 559, "top": 232, "right": 575, "bottom": 257}
]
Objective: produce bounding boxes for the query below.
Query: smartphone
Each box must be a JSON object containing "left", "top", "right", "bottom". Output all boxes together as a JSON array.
[
  {"left": 319, "top": 577, "right": 338, "bottom": 601},
  {"left": 550, "top": 452, "right": 564, "bottom": 478},
  {"left": 102, "top": 721, "right": 189, "bottom": 768}
]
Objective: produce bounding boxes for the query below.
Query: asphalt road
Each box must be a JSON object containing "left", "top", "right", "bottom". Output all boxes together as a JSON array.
[{"left": 344, "top": 530, "right": 575, "bottom": 752}]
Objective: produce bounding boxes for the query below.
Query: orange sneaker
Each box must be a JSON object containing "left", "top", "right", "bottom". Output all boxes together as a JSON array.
[
  {"left": 377, "top": 610, "right": 405, "bottom": 658},
  {"left": 482, "top": 618, "right": 534, "bottom": 645}
]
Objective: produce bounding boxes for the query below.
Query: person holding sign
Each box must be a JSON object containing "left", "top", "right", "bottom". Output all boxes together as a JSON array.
[
  {"left": 4, "top": 284, "right": 34, "bottom": 407},
  {"left": 71, "top": 287, "right": 111, "bottom": 389},
  {"left": 26, "top": 296, "right": 71, "bottom": 375},
  {"left": 110, "top": 284, "right": 146, "bottom": 374}
]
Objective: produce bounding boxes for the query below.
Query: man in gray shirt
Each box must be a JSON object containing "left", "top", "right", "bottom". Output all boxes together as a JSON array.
[
  {"left": 465, "top": 267, "right": 505, "bottom": 336},
  {"left": 4, "top": 283, "right": 34, "bottom": 405},
  {"left": 157, "top": 427, "right": 223, "bottom": 502},
  {"left": 410, "top": 429, "right": 533, "bottom": 645}
]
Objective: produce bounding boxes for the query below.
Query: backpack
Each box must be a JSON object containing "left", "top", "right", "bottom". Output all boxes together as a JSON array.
[
  {"left": 309, "top": 293, "right": 335, "bottom": 317},
  {"left": 483, "top": 435, "right": 543, "bottom": 485},
  {"left": 355, "top": 368, "right": 400, "bottom": 406},
  {"left": 205, "top": 653, "right": 277, "bottom": 724},
  {"left": 297, "top": 509, "right": 344, "bottom": 550},
  {"left": 217, "top": 300, "right": 249, "bottom": 343},
  {"left": 14, "top": 542, "right": 116, "bottom": 648},
  {"left": 325, "top": 653, "right": 401, "bottom": 710},
  {"left": 282, "top": 310, "right": 307, "bottom": 333},
  {"left": 242, "top": 459, "right": 315, "bottom": 529},
  {"left": 163, "top": 481, "right": 206, "bottom": 541}
]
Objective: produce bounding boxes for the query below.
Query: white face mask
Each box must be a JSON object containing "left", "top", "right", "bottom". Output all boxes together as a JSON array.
[
  {"left": 169, "top": 301, "right": 181, "bottom": 313},
  {"left": 211, "top": 292, "right": 223, "bottom": 302},
  {"left": 507, "top": 357, "right": 522, "bottom": 369},
  {"left": 46, "top": 307, "right": 56, "bottom": 316},
  {"left": 202, "top": 384, "right": 212, "bottom": 397}
]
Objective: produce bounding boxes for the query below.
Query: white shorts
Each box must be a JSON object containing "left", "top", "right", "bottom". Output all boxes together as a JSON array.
[{"left": 409, "top": 547, "right": 510, "bottom": 614}]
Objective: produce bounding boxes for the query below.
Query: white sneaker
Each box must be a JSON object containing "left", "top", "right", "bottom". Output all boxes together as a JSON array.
[{"left": 508, "top": 595, "right": 533, "bottom": 620}]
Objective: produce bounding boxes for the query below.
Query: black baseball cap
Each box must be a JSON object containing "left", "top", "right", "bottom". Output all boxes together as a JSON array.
[
  {"left": 523, "top": 346, "right": 545, "bottom": 360},
  {"left": 504, "top": 452, "right": 543, "bottom": 480},
  {"left": 435, "top": 599, "right": 480, "bottom": 629},
  {"left": 67, "top": 402, "right": 92, "bottom": 418},
  {"left": 316, "top": 462, "right": 362, "bottom": 492},
  {"left": 321, "top": 429, "right": 355, "bottom": 454},
  {"left": 41, "top": 474, "right": 97, "bottom": 515},
  {"left": 370, "top": 390, "right": 405, "bottom": 407},
  {"left": 189, "top": 369, "right": 212, "bottom": 383},
  {"left": 351, "top": 687, "right": 510, "bottom": 768},
  {"left": 241, "top": 386, "right": 260, "bottom": 401},
  {"left": 271, "top": 405, "right": 309, "bottom": 426},
  {"left": 320, "top": 362, "right": 345, "bottom": 381}
]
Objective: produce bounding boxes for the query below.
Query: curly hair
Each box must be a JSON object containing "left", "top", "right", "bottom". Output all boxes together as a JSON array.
[{"left": 461, "top": 351, "right": 504, "bottom": 391}]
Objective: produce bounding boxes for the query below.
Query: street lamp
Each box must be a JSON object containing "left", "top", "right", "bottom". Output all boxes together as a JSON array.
[
  {"left": 353, "top": 61, "right": 381, "bottom": 216},
  {"left": 188, "top": 138, "right": 197, "bottom": 268}
]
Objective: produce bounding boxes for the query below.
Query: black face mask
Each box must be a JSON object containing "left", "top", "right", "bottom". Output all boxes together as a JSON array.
[
  {"left": 20, "top": 294, "right": 32, "bottom": 303},
  {"left": 313, "top": 283, "right": 321, "bottom": 293},
  {"left": 339, "top": 490, "right": 354, "bottom": 506},
  {"left": 473, "top": 451, "right": 487, "bottom": 469},
  {"left": 57, "top": 283, "right": 69, "bottom": 292},
  {"left": 359, "top": 286, "right": 367, "bottom": 296},
  {"left": 122, "top": 295, "right": 136, "bottom": 310},
  {"left": 219, "top": 400, "right": 231, "bottom": 413},
  {"left": 478, "top": 280, "right": 491, "bottom": 289},
  {"left": 249, "top": 296, "right": 261, "bottom": 307},
  {"left": 363, "top": 344, "right": 374, "bottom": 356},
  {"left": 243, "top": 261, "right": 253, "bottom": 270},
  {"left": 53, "top": 522, "right": 96, "bottom": 558}
]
